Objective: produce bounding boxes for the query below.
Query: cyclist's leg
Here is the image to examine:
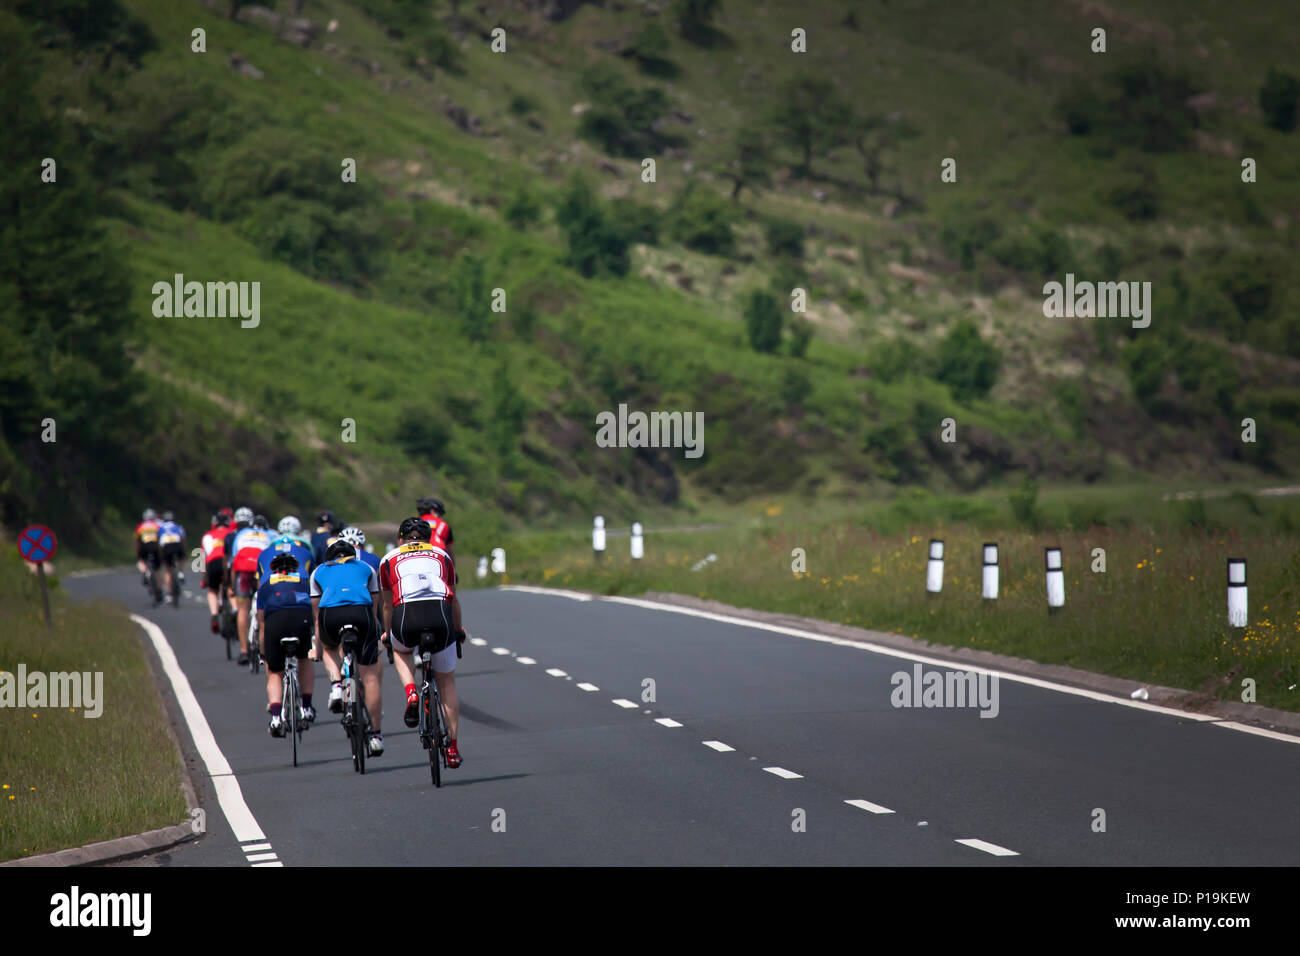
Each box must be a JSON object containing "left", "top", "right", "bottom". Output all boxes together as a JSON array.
[
  {"left": 204, "top": 560, "right": 222, "bottom": 616},
  {"left": 431, "top": 599, "right": 459, "bottom": 740},
  {"left": 357, "top": 609, "right": 382, "bottom": 732},
  {"left": 263, "top": 612, "right": 286, "bottom": 711}
]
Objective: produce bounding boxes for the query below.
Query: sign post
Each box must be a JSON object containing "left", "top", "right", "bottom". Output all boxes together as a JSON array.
[{"left": 18, "top": 524, "right": 57, "bottom": 633}]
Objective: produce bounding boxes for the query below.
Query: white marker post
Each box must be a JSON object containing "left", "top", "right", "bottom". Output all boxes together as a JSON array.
[
  {"left": 1227, "top": 558, "right": 1247, "bottom": 629},
  {"left": 476, "top": 556, "right": 488, "bottom": 580},
  {"left": 630, "top": 522, "right": 644, "bottom": 560},
  {"left": 1045, "top": 547, "right": 1064, "bottom": 612},
  {"left": 490, "top": 547, "right": 506, "bottom": 574},
  {"left": 926, "top": 539, "right": 944, "bottom": 595},
  {"left": 982, "top": 542, "right": 999, "bottom": 601},
  {"left": 593, "top": 515, "right": 606, "bottom": 559}
]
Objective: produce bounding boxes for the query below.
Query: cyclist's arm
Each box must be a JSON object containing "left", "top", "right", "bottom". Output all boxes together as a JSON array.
[
  {"left": 310, "top": 595, "right": 321, "bottom": 647},
  {"left": 451, "top": 592, "right": 463, "bottom": 633},
  {"left": 380, "top": 590, "right": 394, "bottom": 640}
]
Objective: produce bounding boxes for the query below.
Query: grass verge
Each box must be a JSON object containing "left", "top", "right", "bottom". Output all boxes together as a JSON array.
[{"left": 0, "top": 548, "right": 187, "bottom": 862}]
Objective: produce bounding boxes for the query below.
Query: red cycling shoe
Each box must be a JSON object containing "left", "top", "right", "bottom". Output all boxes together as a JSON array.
[{"left": 445, "top": 740, "right": 462, "bottom": 768}]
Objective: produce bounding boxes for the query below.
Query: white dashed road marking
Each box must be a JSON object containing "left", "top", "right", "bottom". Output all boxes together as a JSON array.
[
  {"left": 955, "top": 838, "right": 1019, "bottom": 857},
  {"left": 491, "top": 647, "right": 510, "bottom": 655},
  {"left": 612, "top": 699, "right": 638, "bottom": 709},
  {"left": 469, "top": 637, "right": 487, "bottom": 647},
  {"left": 763, "top": 767, "right": 803, "bottom": 780},
  {"left": 845, "top": 799, "right": 895, "bottom": 815},
  {"left": 702, "top": 740, "right": 734, "bottom": 752},
  {"left": 545, "top": 668, "right": 568, "bottom": 677},
  {"left": 654, "top": 718, "right": 682, "bottom": 727},
  {"left": 516, "top": 657, "right": 536, "bottom": 665},
  {"left": 576, "top": 683, "right": 599, "bottom": 692}
]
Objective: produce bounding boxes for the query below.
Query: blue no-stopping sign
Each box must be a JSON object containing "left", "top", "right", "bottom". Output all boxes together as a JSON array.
[{"left": 18, "top": 524, "right": 57, "bottom": 563}]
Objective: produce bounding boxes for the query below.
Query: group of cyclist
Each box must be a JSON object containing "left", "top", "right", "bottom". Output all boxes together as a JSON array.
[{"left": 134, "top": 497, "right": 465, "bottom": 768}]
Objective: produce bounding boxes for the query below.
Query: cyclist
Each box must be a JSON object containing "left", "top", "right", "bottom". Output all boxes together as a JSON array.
[
  {"left": 157, "top": 511, "right": 186, "bottom": 603},
  {"left": 320, "top": 526, "right": 381, "bottom": 706},
  {"left": 227, "top": 507, "right": 273, "bottom": 666},
  {"left": 311, "top": 539, "right": 384, "bottom": 755},
  {"left": 310, "top": 510, "right": 337, "bottom": 567},
  {"left": 134, "top": 509, "right": 162, "bottom": 591},
  {"left": 379, "top": 517, "right": 465, "bottom": 768},
  {"left": 416, "top": 497, "right": 455, "bottom": 561},
  {"left": 201, "top": 512, "right": 236, "bottom": 632},
  {"left": 258, "top": 516, "right": 314, "bottom": 586},
  {"left": 256, "top": 552, "right": 316, "bottom": 736}
]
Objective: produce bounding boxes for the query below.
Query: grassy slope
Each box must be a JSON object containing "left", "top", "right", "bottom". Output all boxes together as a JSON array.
[{"left": 73, "top": 0, "right": 1298, "bottom": 558}]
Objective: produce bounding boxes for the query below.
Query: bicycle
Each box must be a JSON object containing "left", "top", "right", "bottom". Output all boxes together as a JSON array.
[
  {"left": 278, "top": 635, "right": 306, "bottom": 767},
  {"left": 416, "top": 631, "right": 452, "bottom": 788},
  {"left": 167, "top": 563, "right": 180, "bottom": 608},
  {"left": 143, "top": 556, "right": 162, "bottom": 608},
  {"left": 218, "top": 590, "right": 237, "bottom": 661},
  {"left": 338, "top": 625, "right": 373, "bottom": 774}
]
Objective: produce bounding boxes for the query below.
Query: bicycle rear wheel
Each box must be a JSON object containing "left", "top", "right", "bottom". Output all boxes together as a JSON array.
[
  {"left": 356, "top": 700, "right": 369, "bottom": 775},
  {"left": 286, "top": 673, "right": 299, "bottom": 767},
  {"left": 427, "top": 686, "right": 441, "bottom": 788},
  {"left": 170, "top": 571, "right": 180, "bottom": 608}
]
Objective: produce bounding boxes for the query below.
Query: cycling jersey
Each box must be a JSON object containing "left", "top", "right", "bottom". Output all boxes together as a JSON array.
[
  {"left": 157, "top": 520, "right": 185, "bottom": 549},
  {"left": 419, "top": 513, "right": 454, "bottom": 550},
  {"left": 257, "top": 536, "right": 314, "bottom": 586},
  {"left": 255, "top": 569, "right": 310, "bottom": 616},
  {"left": 134, "top": 520, "right": 161, "bottom": 550},
  {"left": 311, "top": 527, "right": 334, "bottom": 567},
  {"left": 378, "top": 542, "right": 455, "bottom": 606},
  {"left": 309, "top": 556, "right": 378, "bottom": 608},
  {"left": 357, "top": 548, "right": 380, "bottom": 573},
  {"left": 201, "top": 525, "right": 234, "bottom": 562},
  {"left": 228, "top": 527, "right": 273, "bottom": 573}
]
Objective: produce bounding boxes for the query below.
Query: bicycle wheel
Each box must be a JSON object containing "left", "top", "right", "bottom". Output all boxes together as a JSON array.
[
  {"left": 169, "top": 569, "right": 180, "bottom": 608},
  {"left": 149, "top": 570, "right": 162, "bottom": 607},
  {"left": 427, "top": 686, "right": 441, "bottom": 788},
  {"left": 286, "top": 673, "right": 299, "bottom": 768},
  {"left": 355, "top": 699, "right": 368, "bottom": 775}
]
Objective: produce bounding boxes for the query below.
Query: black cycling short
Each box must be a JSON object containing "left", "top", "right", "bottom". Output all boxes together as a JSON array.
[
  {"left": 391, "top": 599, "right": 455, "bottom": 654},
  {"left": 161, "top": 543, "right": 183, "bottom": 568},
  {"left": 204, "top": 558, "right": 225, "bottom": 591},
  {"left": 318, "top": 604, "right": 379, "bottom": 666},
  {"left": 138, "top": 546, "right": 161, "bottom": 569},
  {"left": 262, "top": 608, "right": 312, "bottom": 673}
]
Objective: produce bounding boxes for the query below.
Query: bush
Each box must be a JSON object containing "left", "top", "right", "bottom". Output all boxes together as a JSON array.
[
  {"left": 1106, "top": 161, "right": 1160, "bottom": 220},
  {"left": 670, "top": 185, "right": 737, "bottom": 255},
  {"left": 1057, "top": 58, "right": 1199, "bottom": 153},
  {"left": 933, "top": 320, "right": 1000, "bottom": 402},
  {"left": 780, "top": 366, "right": 813, "bottom": 406},
  {"left": 577, "top": 65, "right": 675, "bottom": 158},
  {"left": 504, "top": 184, "right": 542, "bottom": 230},
  {"left": 871, "top": 338, "right": 923, "bottom": 383},
  {"left": 627, "top": 21, "right": 677, "bottom": 77},
  {"left": 938, "top": 204, "right": 1001, "bottom": 269},
  {"left": 989, "top": 226, "right": 1072, "bottom": 276},
  {"left": 743, "top": 289, "right": 783, "bottom": 353},
  {"left": 555, "top": 178, "right": 629, "bottom": 278},
  {"left": 787, "top": 317, "right": 814, "bottom": 358},
  {"left": 1260, "top": 68, "right": 1299, "bottom": 132},
  {"left": 395, "top": 404, "right": 452, "bottom": 463},
  {"left": 610, "top": 199, "right": 661, "bottom": 245},
  {"left": 765, "top": 218, "right": 805, "bottom": 259},
  {"left": 672, "top": 0, "right": 722, "bottom": 45}
]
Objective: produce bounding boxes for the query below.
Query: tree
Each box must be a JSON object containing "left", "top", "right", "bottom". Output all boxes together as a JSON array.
[
  {"left": 933, "top": 320, "right": 1000, "bottom": 401},
  {"left": 556, "top": 177, "right": 629, "bottom": 278},
  {"left": 672, "top": 0, "right": 722, "bottom": 45},
  {"left": 1260, "top": 68, "right": 1300, "bottom": 132},
  {"left": 770, "top": 76, "right": 852, "bottom": 176},
  {"left": 719, "top": 124, "right": 772, "bottom": 201},
  {"left": 854, "top": 113, "right": 921, "bottom": 205},
  {"left": 504, "top": 183, "right": 542, "bottom": 230},
  {"left": 743, "top": 290, "right": 783, "bottom": 353},
  {"left": 670, "top": 184, "right": 737, "bottom": 256}
]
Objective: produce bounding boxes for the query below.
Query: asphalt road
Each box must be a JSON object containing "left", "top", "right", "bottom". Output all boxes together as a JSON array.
[{"left": 65, "top": 571, "right": 1300, "bottom": 866}]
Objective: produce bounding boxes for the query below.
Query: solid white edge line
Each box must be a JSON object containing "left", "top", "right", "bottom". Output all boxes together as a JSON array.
[
  {"left": 655, "top": 718, "right": 683, "bottom": 727},
  {"left": 576, "top": 683, "right": 599, "bottom": 691},
  {"left": 955, "top": 838, "right": 1019, "bottom": 857},
  {"left": 764, "top": 766, "right": 803, "bottom": 779},
  {"left": 845, "top": 799, "right": 895, "bottom": 814},
  {"left": 612, "top": 699, "right": 638, "bottom": 708},
  {"left": 245, "top": 852, "right": 278, "bottom": 862},
  {"left": 498, "top": 585, "right": 592, "bottom": 602},
  {"left": 1212, "top": 721, "right": 1300, "bottom": 743},
  {"left": 596, "top": 596, "right": 1255, "bottom": 730},
  {"left": 702, "top": 740, "right": 734, "bottom": 752},
  {"left": 131, "top": 615, "right": 267, "bottom": 844}
]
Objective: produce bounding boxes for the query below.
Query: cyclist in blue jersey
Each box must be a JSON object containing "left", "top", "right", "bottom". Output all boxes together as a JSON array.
[
  {"left": 157, "top": 511, "right": 187, "bottom": 604},
  {"left": 257, "top": 516, "right": 315, "bottom": 588},
  {"left": 311, "top": 539, "right": 384, "bottom": 754},
  {"left": 256, "top": 552, "right": 316, "bottom": 736},
  {"left": 319, "top": 526, "right": 381, "bottom": 706},
  {"left": 339, "top": 526, "right": 379, "bottom": 572}
]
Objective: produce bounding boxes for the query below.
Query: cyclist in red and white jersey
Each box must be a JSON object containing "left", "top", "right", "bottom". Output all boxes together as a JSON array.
[
  {"left": 379, "top": 517, "right": 465, "bottom": 768},
  {"left": 416, "top": 497, "right": 455, "bottom": 562},
  {"left": 227, "top": 509, "right": 274, "bottom": 666},
  {"left": 201, "top": 512, "right": 236, "bottom": 633}
]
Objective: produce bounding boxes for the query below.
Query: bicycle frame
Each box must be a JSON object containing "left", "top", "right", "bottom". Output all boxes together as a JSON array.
[{"left": 417, "top": 646, "right": 449, "bottom": 787}]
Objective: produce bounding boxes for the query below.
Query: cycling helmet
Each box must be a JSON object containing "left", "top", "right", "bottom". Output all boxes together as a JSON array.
[
  {"left": 277, "top": 515, "right": 302, "bottom": 537},
  {"left": 398, "top": 517, "right": 432, "bottom": 541},
  {"left": 329, "top": 519, "right": 347, "bottom": 535},
  {"left": 162, "top": 510, "right": 175, "bottom": 522},
  {"left": 417, "top": 497, "right": 445, "bottom": 517},
  {"left": 143, "top": 508, "right": 158, "bottom": 521},
  {"left": 217, "top": 511, "right": 231, "bottom": 527},
  {"left": 339, "top": 526, "right": 366, "bottom": 547},
  {"left": 269, "top": 552, "right": 299, "bottom": 574},
  {"left": 317, "top": 510, "right": 335, "bottom": 527},
  {"left": 253, "top": 514, "right": 269, "bottom": 529},
  {"left": 325, "top": 539, "right": 356, "bottom": 561},
  {"left": 219, "top": 506, "right": 234, "bottom": 520},
  {"left": 234, "top": 506, "right": 254, "bottom": 525}
]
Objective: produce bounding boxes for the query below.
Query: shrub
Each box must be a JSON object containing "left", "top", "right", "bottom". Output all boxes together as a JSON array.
[
  {"left": 787, "top": 317, "right": 814, "bottom": 358},
  {"left": 933, "top": 320, "right": 1000, "bottom": 401},
  {"left": 555, "top": 178, "right": 629, "bottom": 278},
  {"left": 743, "top": 289, "right": 783, "bottom": 353},
  {"left": 610, "top": 199, "right": 662, "bottom": 245},
  {"left": 577, "top": 65, "right": 675, "bottom": 158},
  {"left": 504, "top": 184, "right": 542, "bottom": 230},
  {"left": 938, "top": 204, "right": 1001, "bottom": 269},
  {"left": 1260, "top": 68, "right": 1299, "bottom": 132},
  {"left": 765, "top": 218, "right": 805, "bottom": 259},
  {"left": 871, "top": 338, "right": 923, "bottom": 383},
  {"left": 780, "top": 366, "right": 813, "bottom": 406},
  {"left": 670, "top": 185, "right": 737, "bottom": 255}
]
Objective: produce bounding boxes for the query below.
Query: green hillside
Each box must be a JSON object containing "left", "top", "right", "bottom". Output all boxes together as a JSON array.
[{"left": 3, "top": 0, "right": 1298, "bottom": 556}]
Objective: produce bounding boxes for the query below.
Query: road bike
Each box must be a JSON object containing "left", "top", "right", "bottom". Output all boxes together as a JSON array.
[
  {"left": 143, "top": 556, "right": 162, "bottom": 608},
  {"left": 167, "top": 564, "right": 181, "bottom": 608},
  {"left": 218, "top": 589, "right": 237, "bottom": 660},
  {"left": 279, "top": 635, "right": 306, "bottom": 767},
  {"left": 338, "top": 624, "right": 373, "bottom": 774},
  {"left": 416, "top": 631, "right": 452, "bottom": 788}
]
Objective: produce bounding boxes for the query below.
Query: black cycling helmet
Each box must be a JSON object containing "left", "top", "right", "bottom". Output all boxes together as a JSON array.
[
  {"left": 398, "top": 517, "right": 432, "bottom": 542},
  {"left": 417, "top": 497, "right": 445, "bottom": 517},
  {"left": 317, "top": 509, "right": 335, "bottom": 527},
  {"left": 325, "top": 539, "right": 356, "bottom": 561},
  {"left": 253, "top": 514, "right": 269, "bottom": 529},
  {"left": 269, "top": 552, "right": 299, "bottom": 574}
]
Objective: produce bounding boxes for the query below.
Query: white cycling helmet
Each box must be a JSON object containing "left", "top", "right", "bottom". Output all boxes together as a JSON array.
[
  {"left": 277, "top": 515, "right": 302, "bottom": 537},
  {"left": 234, "top": 506, "right": 254, "bottom": 525},
  {"left": 339, "top": 525, "right": 365, "bottom": 547}
]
